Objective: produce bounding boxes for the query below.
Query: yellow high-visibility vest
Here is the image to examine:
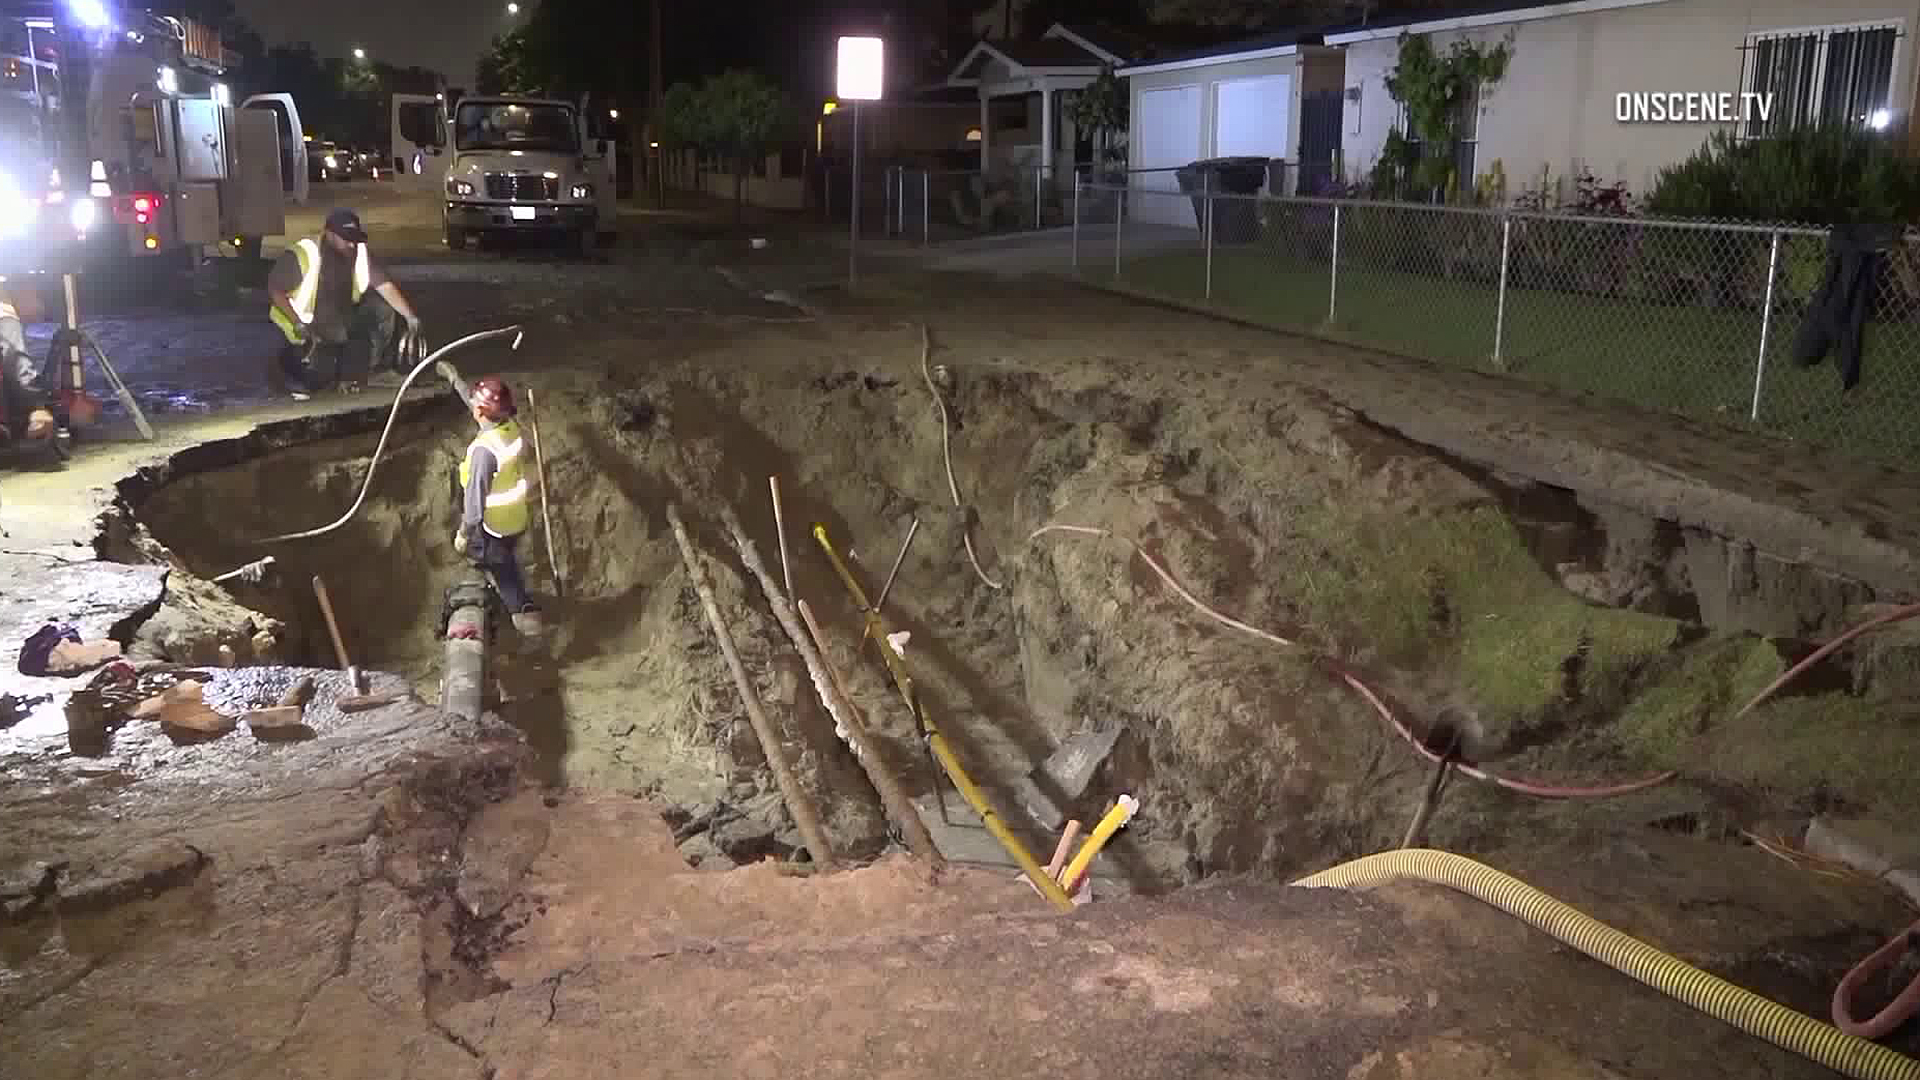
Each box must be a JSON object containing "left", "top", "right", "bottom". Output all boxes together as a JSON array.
[
  {"left": 269, "top": 237, "right": 372, "bottom": 343},
  {"left": 458, "top": 419, "right": 530, "bottom": 538}
]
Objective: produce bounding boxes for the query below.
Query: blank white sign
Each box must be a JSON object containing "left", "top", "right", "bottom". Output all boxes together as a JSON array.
[
  {"left": 1213, "top": 73, "right": 1292, "bottom": 159},
  {"left": 838, "top": 37, "right": 884, "bottom": 101}
]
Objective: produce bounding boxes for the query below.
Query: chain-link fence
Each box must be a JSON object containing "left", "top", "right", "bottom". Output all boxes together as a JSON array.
[{"left": 1071, "top": 178, "right": 1920, "bottom": 468}]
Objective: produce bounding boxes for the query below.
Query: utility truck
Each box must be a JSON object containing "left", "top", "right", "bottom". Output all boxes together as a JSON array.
[
  {"left": 438, "top": 93, "right": 616, "bottom": 252},
  {"left": 0, "top": 0, "right": 307, "bottom": 274}
]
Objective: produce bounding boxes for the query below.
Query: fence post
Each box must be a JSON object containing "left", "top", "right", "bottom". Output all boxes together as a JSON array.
[
  {"left": 1204, "top": 171, "right": 1215, "bottom": 301},
  {"left": 1035, "top": 166, "right": 1044, "bottom": 230},
  {"left": 1492, "top": 215, "right": 1512, "bottom": 369},
  {"left": 922, "top": 170, "right": 930, "bottom": 246},
  {"left": 1327, "top": 203, "right": 1341, "bottom": 325},
  {"left": 1114, "top": 184, "right": 1125, "bottom": 279},
  {"left": 1750, "top": 230, "right": 1783, "bottom": 422},
  {"left": 898, "top": 167, "right": 907, "bottom": 236},
  {"left": 1072, "top": 172, "right": 1081, "bottom": 271}
]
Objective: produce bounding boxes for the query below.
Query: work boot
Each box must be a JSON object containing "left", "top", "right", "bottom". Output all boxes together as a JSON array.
[{"left": 511, "top": 608, "right": 545, "bottom": 638}]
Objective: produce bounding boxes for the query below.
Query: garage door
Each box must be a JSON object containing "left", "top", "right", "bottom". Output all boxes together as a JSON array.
[
  {"left": 1134, "top": 85, "right": 1202, "bottom": 226},
  {"left": 1214, "top": 73, "right": 1292, "bottom": 165}
]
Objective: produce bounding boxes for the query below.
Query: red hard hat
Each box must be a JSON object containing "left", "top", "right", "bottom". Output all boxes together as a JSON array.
[{"left": 471, "top": 376, "right": 516, "bottom": 420}]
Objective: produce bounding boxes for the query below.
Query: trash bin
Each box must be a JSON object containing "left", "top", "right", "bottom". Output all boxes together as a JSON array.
[{"left": 1174, "top": 156, "right": 1269, "bottom": 244}]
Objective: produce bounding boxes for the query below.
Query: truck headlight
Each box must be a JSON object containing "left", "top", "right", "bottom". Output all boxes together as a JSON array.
[
  {"left": 70, "top": 197, "right": 96, "bottom": 231},
  {"left": 448, "top": 179, "right": 474, "bottom": 197},
  {"left": 324, "top": 155, "right": 337, "bottom": 170},
  {"left": 570, "top": 183, "right": 592, "bottom": 200}
]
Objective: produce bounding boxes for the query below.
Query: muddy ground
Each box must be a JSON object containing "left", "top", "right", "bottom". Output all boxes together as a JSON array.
[{"left": 3, "top": 184, "right": 1919, "bottom": 1078}]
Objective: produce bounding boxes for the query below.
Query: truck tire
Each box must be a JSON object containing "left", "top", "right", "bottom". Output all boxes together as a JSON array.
[{"left": 444, "top": 225, "right": 468, "bottom": 251}]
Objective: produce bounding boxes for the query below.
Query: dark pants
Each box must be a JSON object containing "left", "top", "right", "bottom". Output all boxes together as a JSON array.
[
  {"left": 277, "top": 292, "right": 402, "bottom": 392},
  {"left": 474, "top": 530, "right": 535, "bottom": 614}
]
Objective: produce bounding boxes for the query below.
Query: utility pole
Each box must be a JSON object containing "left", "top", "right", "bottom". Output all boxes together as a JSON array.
[{"left": 650, "top": 0, "right": 665, "bottom": 207}]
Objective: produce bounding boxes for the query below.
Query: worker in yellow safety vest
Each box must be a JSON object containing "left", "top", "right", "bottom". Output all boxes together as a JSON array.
[
  {"left": 440, "top": 364, "right": 543, "bottom": 636},
  {"left": 267, "top": 209, "right": 424, "bottom": 400}
]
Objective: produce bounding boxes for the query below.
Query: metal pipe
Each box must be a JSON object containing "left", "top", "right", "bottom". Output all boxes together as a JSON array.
[
  {"left": 1751, "top": 231, "right": 1782, "bottom": 422},
  {"left": 1071, "top": 171, "right": 1080, "bottom": 270},
  {"left": 1327, "top": 204, "right": 1340, "bottom": 324},
  {"left": 1203, "top": 172, "right": 1215, "bottom": 301},
  {"left": 849, "top": 103, "right": 861, "bottom": 286},
  {"left": 670, "top": 504, "right": 839, "bottom": 870},
  {"left": 874, "top": 517, "right": 920, "bottom": 615},
  {"left": 1493, "top": 215, "right": 1512, "bottom": 368}
]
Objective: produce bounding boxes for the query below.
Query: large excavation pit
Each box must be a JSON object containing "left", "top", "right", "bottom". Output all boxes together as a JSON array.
[{"left": 7, "top": 319, "right": 1920, "bottom": 1079}]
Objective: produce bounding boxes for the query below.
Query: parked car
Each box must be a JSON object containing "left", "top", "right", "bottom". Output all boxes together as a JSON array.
[{"left": 309, "top": 141, "right": 347, "bottom": 183}]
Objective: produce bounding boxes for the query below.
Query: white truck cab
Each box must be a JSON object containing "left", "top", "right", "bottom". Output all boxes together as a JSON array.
[{"left": 441, "top": 95, "right": 615, "bottom": 252}]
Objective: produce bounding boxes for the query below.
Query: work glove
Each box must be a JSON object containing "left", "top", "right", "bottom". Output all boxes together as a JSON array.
[
  {"left": 25, "top": 408, "right": 55, "bottom": 440},
  {"left": 453, "top": 530, "right": 468, "bottom": 556}
]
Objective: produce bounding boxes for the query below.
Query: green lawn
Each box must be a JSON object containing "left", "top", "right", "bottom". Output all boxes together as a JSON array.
[{"left": 1089, "top": 247, "right": 1920, "bottom": 467}]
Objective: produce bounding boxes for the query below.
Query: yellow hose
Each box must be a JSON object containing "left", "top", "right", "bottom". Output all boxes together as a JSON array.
[{"left": 1292, "top": 849, "right": 1920, "bottom": 1080}]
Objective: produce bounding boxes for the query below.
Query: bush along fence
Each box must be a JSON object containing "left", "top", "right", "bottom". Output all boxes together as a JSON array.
[{"left": 1068, "top": 177, "right": 1920, "bottom": 470}]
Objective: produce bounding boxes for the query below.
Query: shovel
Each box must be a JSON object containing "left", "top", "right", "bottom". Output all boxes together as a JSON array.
[{"left": 1013, "top": 724, "right": 1123, "bottom": 832}]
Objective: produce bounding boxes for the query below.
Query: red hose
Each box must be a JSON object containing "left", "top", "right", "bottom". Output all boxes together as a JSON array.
[
  {"left": 1032, "top": 522, "right": 1920, "bottom": 1038},
  {"left": 1833, "top": 923, "right": 1920, "bottom": 1039}
]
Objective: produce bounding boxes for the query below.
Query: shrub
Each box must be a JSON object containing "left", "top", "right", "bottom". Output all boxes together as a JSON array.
[{"left": 1644, "top": 125, "right": 1920, "bottom": 225}]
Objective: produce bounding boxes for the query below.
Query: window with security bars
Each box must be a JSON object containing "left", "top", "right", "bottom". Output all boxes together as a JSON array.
[
  {"left": 1395, "top": 82, "right": 1481, "bottom": 200},
  {"left": 1742, "top": 23, "right": 1902, "bottom": 138}
]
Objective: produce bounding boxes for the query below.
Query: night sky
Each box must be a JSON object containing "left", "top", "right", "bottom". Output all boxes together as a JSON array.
[
  {"left": 230, "top": 1, "right": 931, "bottom": 97},
  {"left": 232, "top": 0, "right": 513, "bottom": 87}
]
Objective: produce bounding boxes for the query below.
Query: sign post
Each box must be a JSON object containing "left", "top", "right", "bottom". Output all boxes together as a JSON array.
[{"left": 836, "top": 35, "right": 884, "bottom": 287}]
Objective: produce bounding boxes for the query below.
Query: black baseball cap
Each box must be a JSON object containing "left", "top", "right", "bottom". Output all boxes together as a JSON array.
[{"left": 324, "top": 208, "right": 367, "bottom": 242}]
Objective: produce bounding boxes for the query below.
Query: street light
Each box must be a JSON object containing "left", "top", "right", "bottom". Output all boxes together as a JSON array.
[
  {"left": 506, "top": 2, "right": 520, "bottom": 13},
  {"left": 836, "top": 36, "right": 883, "bottom": 287},
  {"left": 608, "top": 108, "right": 620, "bottom": 120},
  {"left": 352, "top": 47, "right": 366, "bottom": 60}
]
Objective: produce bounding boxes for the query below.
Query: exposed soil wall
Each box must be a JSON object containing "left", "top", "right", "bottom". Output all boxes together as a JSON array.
[{"left": 116, "top": 328, "right": 1920, "bottom": 885}]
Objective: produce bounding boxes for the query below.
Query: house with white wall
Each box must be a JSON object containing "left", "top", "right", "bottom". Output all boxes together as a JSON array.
[
  {"left": 1330, "top": 0, "right": 1918, "bottom": 200},
  {"left": 1116, "top": 30, "right": 1348, "bottom": 224},
  {"left": 1114, "top": 0, "right": 1917, "bottom": 216}
]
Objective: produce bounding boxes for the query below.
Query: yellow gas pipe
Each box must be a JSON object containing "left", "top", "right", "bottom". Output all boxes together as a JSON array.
[{"left": 813, "top": 524, "right": 1076, "bottom": 912}]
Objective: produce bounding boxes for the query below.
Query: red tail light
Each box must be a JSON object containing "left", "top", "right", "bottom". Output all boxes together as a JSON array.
[{"left": 111, "top": 192, "right": 164, "bottom": 225}]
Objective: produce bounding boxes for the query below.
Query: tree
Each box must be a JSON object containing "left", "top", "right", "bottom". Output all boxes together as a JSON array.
[
  {"left": 658, "top": 70, "right": 792, "bottom": 222},
  {"left": 1066, "top": 64, "right": 1126, "bottom": 178}
]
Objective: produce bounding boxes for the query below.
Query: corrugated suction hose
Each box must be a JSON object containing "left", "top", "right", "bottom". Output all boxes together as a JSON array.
[{"left": 1292, "top": 849, "right": 1920, "bottom": 1080}]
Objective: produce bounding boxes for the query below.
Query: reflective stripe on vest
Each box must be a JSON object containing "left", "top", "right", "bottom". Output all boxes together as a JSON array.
[
  {"left": 458, "top": 420, "right": 530, "bottom": 538},
  {"left": 269, "top": 237, "right": 373, "bottom": 342}
]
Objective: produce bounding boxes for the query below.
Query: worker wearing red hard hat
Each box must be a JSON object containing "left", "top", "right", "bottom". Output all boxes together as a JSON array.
[{"left": 439, "top": 359, "right": 541, "bottom": 636}]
